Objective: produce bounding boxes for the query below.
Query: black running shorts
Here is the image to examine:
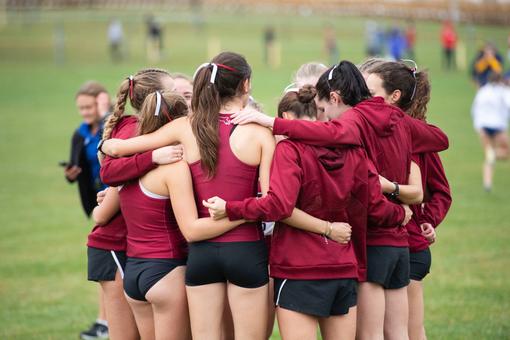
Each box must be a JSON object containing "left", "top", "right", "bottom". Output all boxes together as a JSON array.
[
  {"left": 185, "top": 241, "right": 269, "bottom": 288},
  {"left": 366, "top": 246, "right": 410, "bottom": 289}
]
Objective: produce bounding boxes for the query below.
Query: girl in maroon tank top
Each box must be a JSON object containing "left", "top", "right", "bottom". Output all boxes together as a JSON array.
[{"left": 113, "top": 90, "right": 248, "bottom": 340}]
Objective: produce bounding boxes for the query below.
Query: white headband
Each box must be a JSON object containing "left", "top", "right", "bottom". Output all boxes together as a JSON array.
[
  {"left": 328, "top": 64, "right": 339, "bottom": 81},
  {"left": 283, "top": 83, "right": 299, "bottom": 93},
  {"left": 154, "top": 91, "right": 162, "bottom": 116},
  {"left": 193, "top": 63, "right": 219, "bottom": 84},
  {"left": 401, "top": 59, "right": 419, "bottom": 100}
]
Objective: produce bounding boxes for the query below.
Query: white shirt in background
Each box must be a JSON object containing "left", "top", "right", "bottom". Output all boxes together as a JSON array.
[
  {"left": 108, "top": 20, "right": 123, "bottom": 44},
  {"left": 471, "top": 83, "right": 510, "bottom": 131}
]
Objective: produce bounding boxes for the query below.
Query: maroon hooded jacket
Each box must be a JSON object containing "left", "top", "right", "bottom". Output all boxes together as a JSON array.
[
  {"left": 270, "top": 97, "right": 449, "bottom": 247},
  {"left": 226, "top": 139, "right": 405, "bottom": 281},
  {"left": 408, "top": 152, "right": 451, "bottom": 253},
  {"left": 100, "top": 116, "right": 156, "bottom": 186},
  {"left": 87, "top": 213, "right": 127, "bottom": 252}
]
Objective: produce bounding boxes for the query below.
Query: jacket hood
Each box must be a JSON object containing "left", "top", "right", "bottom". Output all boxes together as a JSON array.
[
  {"left": 354, "top": 97, "right": 405, "bottom": 137},
  {"left": 311, "top": 146, "right": 346, "bottom": 171}
]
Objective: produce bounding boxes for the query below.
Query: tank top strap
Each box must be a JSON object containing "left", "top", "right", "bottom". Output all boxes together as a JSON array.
[{"left": 218, "top": 113, "right": 239, "bottom": 159}]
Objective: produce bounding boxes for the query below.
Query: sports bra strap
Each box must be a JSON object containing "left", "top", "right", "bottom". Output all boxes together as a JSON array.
[{"left": 229, "top": 123, "right": 238, "bottom": 137}]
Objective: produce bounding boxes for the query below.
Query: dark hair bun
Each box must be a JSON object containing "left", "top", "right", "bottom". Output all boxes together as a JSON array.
[{"left": 297, "top": 85, "right": 317, "bottom": 104}]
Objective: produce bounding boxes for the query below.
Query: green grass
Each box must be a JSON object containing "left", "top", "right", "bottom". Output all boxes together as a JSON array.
[{"left": 0, "top": 8, "right": 509, "bottom": 339}]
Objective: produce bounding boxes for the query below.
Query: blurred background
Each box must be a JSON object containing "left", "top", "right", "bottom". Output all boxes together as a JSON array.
[{"left": 0, "top": 0, "right": 509, "bottom": 339}]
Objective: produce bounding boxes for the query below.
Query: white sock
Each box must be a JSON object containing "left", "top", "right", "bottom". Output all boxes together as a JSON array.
[{"left": 96, "top": 319, "right": 108, "bottom": 327}]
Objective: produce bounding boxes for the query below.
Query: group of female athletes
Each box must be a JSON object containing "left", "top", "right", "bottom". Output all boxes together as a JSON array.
[{"left": 86, "top": 51, "right": 451, "bottom": 340}]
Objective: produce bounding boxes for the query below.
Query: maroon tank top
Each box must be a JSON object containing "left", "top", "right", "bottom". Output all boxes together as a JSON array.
[
  {"left": 189, "top": 113, "right": 263, "bottom": 242},
  {"left": 119, "top": 180, "right": 188, "bottom": 259}
]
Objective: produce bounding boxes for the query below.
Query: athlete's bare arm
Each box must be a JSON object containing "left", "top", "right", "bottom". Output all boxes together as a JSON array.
[
  {"left": 92, "top": 187, "right": 120, "bottom": 225},
  {"left": 102, "top": 117, "right": 188, "bottom": 157},
  {"left": 379, "top": 161, "right": 423, "bottom": 205}
]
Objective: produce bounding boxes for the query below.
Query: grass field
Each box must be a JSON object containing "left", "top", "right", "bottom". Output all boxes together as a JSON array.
[{"left": 0, "top": 8, "right": 509, "bottom": 339}]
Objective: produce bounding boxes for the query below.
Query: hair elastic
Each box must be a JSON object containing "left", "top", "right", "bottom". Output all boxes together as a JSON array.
[
  {"left": 128, "top": 75, "right": 134, "bottom": 100},
  {"left": 193, "top": 62, "right": 238, "bottom": 84},
  {"left": 328, "top": 64, "right": 339, "bottom": 81},
  {"left": 154, "top": 91, "right": 162, "bottom": 116},
  {"left": 327, "top": 64, "right": 339, "bottom": 91}
]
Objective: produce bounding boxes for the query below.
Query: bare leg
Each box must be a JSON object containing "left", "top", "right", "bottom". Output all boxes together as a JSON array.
[
  {"left": 98, "top": 287, "right": 107, "bottom": 321},
  {"left": 266, "top": 278, "right": 276, "bottom": 339},
  {"left": 356, "top": 282, "right": 385, "bottom": 340},
  {"left": 126, "top": 295, "right": 155, "bottom": 340},
  {"left": 186, "top": 283, "right": 226, "bottom": 340},
  {"left": 479, "top": 131, "right": 495, "bottom": 190},
  {"left": 276, "top": 307, "right": 317, "bottom": 340},
  {"left": 407, "top": 280, "right": 426, "bottom": 340},
  {"left": 146, "top": 266, "right": 191, "bottom": 340},
  {"left": 319, "top": 306, "right": 356, "bottom": 340},
  {"left": 99, "top": 271, "right": 139, "bottom": 340},
  {"left": 494, "top": 131, "right": 509, "bottom": 160},
  {"left": 222, "top": 295, "right": 235, "bottom": 340},
  {"left": 227, "top": 283, "right": 269, "bottom": 340},
  {"left": 384, "top": 287, "right": 409, "bottom": 340}
]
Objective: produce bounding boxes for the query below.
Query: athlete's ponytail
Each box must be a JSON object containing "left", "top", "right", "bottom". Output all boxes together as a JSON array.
[
  {"left": 278, "top": 85, "right": 317, "bottom": 119},
  {"left": 316, "top": 60, "right": 371, "bottom": 106},
  {"left": 369, "top": 61, "right": 431, "bottom": 121},
  {"left": 102, "top": 68, "right": 172, "bottom": 140},
  {"left": 191, "top": 52, "right": 251, "bottom": 177},
  {"left": 137, "top": 91, "right": 189, "bottom": 135}
]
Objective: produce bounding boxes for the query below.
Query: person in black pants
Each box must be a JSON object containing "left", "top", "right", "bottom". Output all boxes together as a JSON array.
[{"left": 64, "top": 81, "right": 112, "bottom": 340}]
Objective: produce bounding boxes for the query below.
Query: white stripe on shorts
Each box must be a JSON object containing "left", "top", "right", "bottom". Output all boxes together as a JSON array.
[
  {"left": 110, "top": 250, "right": 124, "bottom": 279},
  {"left": 275, "top": 279, "right": 288, "bottom": 306}
]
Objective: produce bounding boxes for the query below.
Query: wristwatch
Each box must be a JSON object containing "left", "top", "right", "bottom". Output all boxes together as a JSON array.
[{"left": 389, "top": 182, "right": 400, "bottom": 199}]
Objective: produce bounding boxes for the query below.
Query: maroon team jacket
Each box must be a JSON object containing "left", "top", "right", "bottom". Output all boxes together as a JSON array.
[
  {"left": 226, "top": 140, "right": 405, "bottom": 281},
  {"left": 408, "top": 152, "right": 452, "bottom": 253},
  {"left": 270, "top": 97, "right": 449, "bottom": 247},
  {"left": 100, "top": 116, "right": 156, "bottom": 186},
  {"left": 89, "top": 116, "right": 156, "bottom": 252}
]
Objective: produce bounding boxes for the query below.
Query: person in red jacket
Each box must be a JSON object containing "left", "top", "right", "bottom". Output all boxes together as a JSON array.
[
  {"left": 366, "top": 61, "right": 452, "bottom": 340},
  {"left": 203, "top": 85, "right": 412, "bottom": 340},
  {"left": 441, "top": 20, "right": 457, "bottom": 70},
  {"left": 227, "top": 60, "right": 448, "bottom": 340}
]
